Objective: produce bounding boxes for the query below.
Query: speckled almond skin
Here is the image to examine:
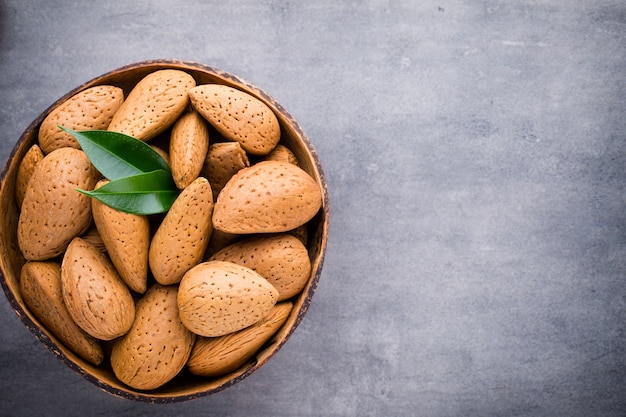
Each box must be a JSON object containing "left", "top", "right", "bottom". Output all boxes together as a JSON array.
[
  {"left": 264, "top": 144, "right": 299, "bottom": 166},
  {"left": 17, "top": 148, "right": 98, "bottom": 261},
  {"left": 149, "top": 177, "right": 214, "bottom": 285},
  {"left": 92, "top": 180, "right": 150, "bottom": 294},
  {"left": 209, "top": 234, "right": 311, "bottom": 301},
  {"left": 178, "top": 260, "right": 279, "bottom": 337},
  {"left": 20, "top": 261, "right": 104, "bottom": 365},
  {"left": 213, "top": 160, "right": 322, "bottom": 234},
  {"left": 202, "top": 141, "right": 249, "bottom": 200},
  {"left": 38, "top": 85, "right": 124, "bottom": 154},
  {"left": 61, "top": 237, "right": 135, "bottom": 341},
  {"left": 189, "top": 84, "right": 280, "bottom": 156},
  {"left": 169, "top": 111, "right": 210, "bottom": 189},
  {"left": 108, "top": 69, "right": 196, "bottom": 141},
  {"left": 80, "top": 226, "right": 107, "bottom": 253},
  {"left": 14, "top": 144, "right": 44, "bottom": 208},
  {"left": 188, "top": 301, "right": 292, "bottom": 377},
  {"left": 110, "top": 284, "right": 195, "bottom": 391}
]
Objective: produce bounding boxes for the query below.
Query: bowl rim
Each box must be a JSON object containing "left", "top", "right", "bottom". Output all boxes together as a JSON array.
[{"left": 0, "top": 59, "right": 330, "bottom": 403}]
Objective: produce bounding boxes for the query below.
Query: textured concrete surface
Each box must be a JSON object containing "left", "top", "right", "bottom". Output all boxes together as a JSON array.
[{"left": 1, "top": 1, "right": 625, "bottom": 416}]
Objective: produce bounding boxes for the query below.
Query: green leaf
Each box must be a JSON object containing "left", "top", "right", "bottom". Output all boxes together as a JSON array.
[
  {"left": 78, "top": 170, "right": 179, "bottom": 215},
  {"left": 60, "top": 126, "right": 171, "bottom": 180}
]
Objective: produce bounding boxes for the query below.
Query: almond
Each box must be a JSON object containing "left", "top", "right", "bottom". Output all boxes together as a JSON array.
[
  {"left": 20, "top": 261, "right": 104, "bottom": 365},
  {"left": 92, "top": 180, "right": 150, "bottom": 294},
  {"left": 80, "top": 226, "right": 107, "bottom": 253},
  {"left": 149, "top": 177, "right": 213, "bottom": 285},
  {"left": 38, "top": 85, "right": 124, "bottom": 154},
  {"left": 213, "top": 160, "right": 322, "bottom": 234},
  {"left": 111, "top": 284, "right": 195, "bottom": 391},
  {"left": 17, "top": 148, "right": 98, "bottom": 261},
  {"left": 187, "top": 301, "right": 292, "bottom": 377},
  {"left": 189, "top": 84, "right": 280, "bottom": 155},
  {"left": 177, "top": 260, "right": 279, "bottom": 337},
  {"left": 14, "top": 144, "right": 44, "bottom": 208},
  {"left": 61, "top": 237, "right": 135, "bottom": 340},
  {"left": 107, "top": 69, "right": 196, "bottom": 141},
  {"left": 202, "top": 141, "right": 249, "bottom": 199},
  {"left": 209, "top": 234, "right": 311, "bottom": 301},
  {"left": 264, "top": 144, "right": 299, "bottom": 166},
  {"left": 169, "top": 111, "right": 210, "bottom": 189}
]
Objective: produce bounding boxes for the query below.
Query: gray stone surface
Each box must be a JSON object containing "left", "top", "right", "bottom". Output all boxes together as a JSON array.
[{"left": 1, "top": 1, "right": 625, "bottom": 416}]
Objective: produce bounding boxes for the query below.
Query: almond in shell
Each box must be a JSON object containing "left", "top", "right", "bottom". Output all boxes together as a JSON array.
[
  {"left": 177, "top": 260, "right": 279, "bottom": 337},
  {"left": 212, "top": 160, "right": 322, "bottom": 234},
  {"left": 189, "top": 84, "right": 280, "bottom": 156},
  {"left": 110, "top": 284, "right": 195, "bottom": 391},
  {"left": 38, "top": 85, "right": 124, "bottom": 154},
  {"left": 169, "top": 111, "right": 210, "bottom": 189},
  {"left": 20, "top": 261, "right": 104, "bottom": 365},
  {"left": 61, "top": 237, "right": 135, "bottom": 341},
  {"left": 107, "top": 69, "right": 196, "bottom": 141},
  {"left": 209, "top": 234, "right": 311, "bottom": 301},
  {"left": 149, "top": 177, "right": 213, "bottom": 285},
  {"left": 80, "top": 226, "right": 107, "bottom": 253},
  {"left": 264, "top": 144, "right": 299, "bottom": 166},
  {"left": 92, "top": 179, "right": 150, "bottom": 294},
  {"left": 17, "top": 148, "right": 98, "bottom": 261},
  {"left": 187, "top": 301, "right": 292, "bottom": 377},
  {"left": 14, "top": 144, "right": 44, "bottom": 208},
  {"left": 202, "top": 141, "right": 249, "bottom": 200}
]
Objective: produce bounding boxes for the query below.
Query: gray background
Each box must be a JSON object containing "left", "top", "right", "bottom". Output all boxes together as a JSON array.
[{"left": 0, "top": 1, "right": 624, "bottom": 416}]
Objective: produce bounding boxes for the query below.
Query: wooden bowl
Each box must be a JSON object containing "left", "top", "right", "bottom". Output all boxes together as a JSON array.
[{"left": 0, "top": 60, "right": 329, "bottom": 402}]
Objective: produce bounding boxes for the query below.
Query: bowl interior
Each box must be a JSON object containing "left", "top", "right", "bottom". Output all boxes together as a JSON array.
[{"left": 0, "top": 60, "right": 329, "bottom": 402}]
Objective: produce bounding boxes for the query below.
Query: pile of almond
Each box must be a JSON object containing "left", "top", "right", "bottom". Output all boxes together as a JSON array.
[{"left": 15, "top": 69, "right": 323, "bottom": 390}]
